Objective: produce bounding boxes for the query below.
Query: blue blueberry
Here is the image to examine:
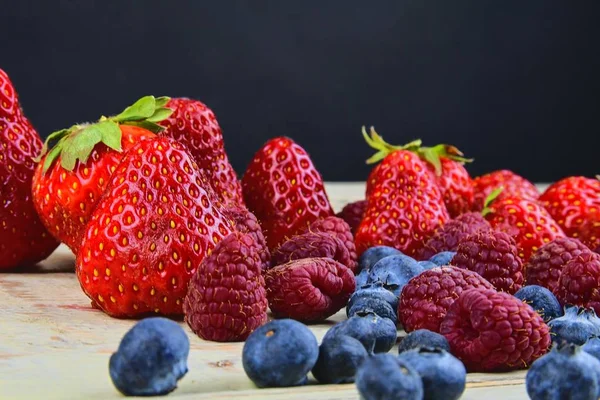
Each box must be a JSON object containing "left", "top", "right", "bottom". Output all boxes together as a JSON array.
[
  {"left": 428, "top": 251, "right": 456, "bottom": 266},
  {"left": 583, "top": 336, "right": 600, "bottom": 362},
  {"left": 418, "top": 260, "right": 437, "bottom": 270},
  {"left": 526, "top": 342, "right": 600, "bottom": 400},
  {"left": 398, "top": 347, "right": 466, "bottom": 400},
  {"left": 242, "top": 319, "right": 318, "bottom": 388},
  {"left": 347, "top": 296, "right": 397, "bottom": 322},
  {"left": 109, "top": 317, "right": 189, "bottom": 396},
  {"left": 398, "top": 329, "right": 451, "bottom": 354},
  {"left": 548, "top": 306, "right": 600, "bottom": 345},
  {"left": 366, "top": 255, "right": 423, "bottom": 297},
  {"left": 347, "top": 281, "right": 399, "bottom": 321},
  {"left": 355, "top": 268, "right": 370, "bottom": 290},
  {"left": 514, "top": 285, "right": 563, "bottom": 322},
  {"left": 358, "top": 246, "right": 404, "bottom": 273},
  {"left": 355, "top": 353, "right": 423, "bottom": 400},
  {"left": 324, "top": 312, "right": 397, "bottom": 353},
  {"left": 311, "top": 334, "right": 368, "bottom": 384}
]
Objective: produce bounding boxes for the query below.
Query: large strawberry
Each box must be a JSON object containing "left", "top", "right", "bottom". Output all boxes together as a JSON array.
[
  {"left": 363, "top": 127, "right": 474, "bottom": 217},
  {"left": 539, "top": 176, "right": 600, "bottom": 249},
  {"left": 471, "top": 169, "right": 539, "bottom": 211},
  {"left": 76, "top": 137, "right": 233, "bottom": 318},
  {"left": 241, "top": 137, "right": 334, "bottom": 249},
  {"left": 0, "top": 68, "right": 58, "bottom": 269},
  {"left": 158, "top": 98, "right": 244, "bottom": 207},
  {"left": 355, "top": 128, "right": 450, "bottom": 257},
  {"left": 32, "top": 96, "right": 171, "bottom": 252}
]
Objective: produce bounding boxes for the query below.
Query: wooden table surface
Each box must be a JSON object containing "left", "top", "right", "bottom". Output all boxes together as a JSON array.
[{"left": 0, "top": 182, "right": 537, "bottom": 400}]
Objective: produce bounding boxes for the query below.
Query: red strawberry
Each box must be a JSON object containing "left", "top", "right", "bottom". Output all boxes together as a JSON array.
[
  {"left": 336, "top": 200, "right": 367, "bottom": 234},
  {"left": 484, "top": 195, "right": 564, "bottom": 262},
  {"left": 556, "top": 250, "right": 600, "bottom": 315},
  {"left": 271, "top": 231, "right": 352, "bottom": 270},
  {"left": 158, "top": 98, "right": 244, "bottom": 207},
  {"left": 471, "top": 169, "right": 539, "bottom": 211},
  {"left": 451, "top": 230, "right": 524, "bottom": 294},
  {"left": 265, "top": 257, "right": 355, "bottom": 322},
  {"left": 525, "top": 237, "right": 590, "bottom": 293},
  {"left": 241, "top": 137, "right": 334, "bottom": 249},
  {"left": 355, "top": 129, "right": 450, "bottom": 257},
  {"left": 0, "top": 68, "right": 58, "bottom": 269},
  {"left": 398, "top": 266, "right": 495, "bottom": 333},
  {"left": 75, "top": 137, "right": 233, "bottom": 317},
  {"left": 184, "top": 232, "right": 268, "bottom": 342},
  {"left": 32, "top": 96, "right": 171, "bottom": 252},
  {"left": 440, "top": 288, "right": 550, "bottom": 372},
  {"left": 539, "top": 176, "right": 600, "bottom": 249}
]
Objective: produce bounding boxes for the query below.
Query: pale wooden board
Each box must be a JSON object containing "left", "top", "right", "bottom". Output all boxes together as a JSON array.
[{"left": 0, "top": 182, "right": 544, "bottom": 400}]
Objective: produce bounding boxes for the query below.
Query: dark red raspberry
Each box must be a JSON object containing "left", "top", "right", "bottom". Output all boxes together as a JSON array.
[
  {"left": 525, "top": 237, "right": 590, "bottom": 294},
  {"left": 399, "top": 266, "right": 494, "bottom": 333},
  {"left": 415, "top": 212, "right": 491, "bottom": 260},
  {"left": 222, "top": 204, "right": 271, "bottom": 272},
  {"left": 265, "top": 257, "right": 355, "bottom": 322},
  {"left": 271, "top": 232, "right": 352, "bottom": 270},
  {"left": 336, "top": 200, "right": 367, "bottom": 235},
  {"left": 451, "top": 230, "right": 524, "bottom": 294},
  {"left": 556, "top": 250, "right": 600, "bottom": 315},
  {"left": 184, "top": 232, "right": 268, "bottom": 342},
  {"left": 299, "top": 216, "right": 358, "bottom": 273},
  {"left": 440, "top": 288, "right": 551, "bottom": 372}
]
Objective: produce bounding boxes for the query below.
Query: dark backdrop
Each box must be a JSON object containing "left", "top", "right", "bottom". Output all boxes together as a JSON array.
[{"left": 2, "top": 1, "right": 600, "bottom": 182}]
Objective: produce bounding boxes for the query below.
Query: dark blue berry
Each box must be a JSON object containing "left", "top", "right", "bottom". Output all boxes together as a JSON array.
[
  {"left": 398, "top": 347, "right": 466, "bottom": 400},
  {"left": 324, "top": 312, "right": 397, "bottom": 353},
  {"left": 355, "top": 268, "right": 370, "bottom": 290},
  {"left": 583, "top": 336, "right": 600, "bottom": 362},
  {"left": 548, "top": 306, "right": 600, "bottom": 345},
  {"left": 398, "top": 329, "right": 451, "bottom": 354},
  {"left": 347, "top": 281, "right": 399, "bottom": 320},
  {"left": 358, "top": 246, "right": 404, "bottom": 273},
  {"left": 514, "top": 285, "right": 563, "bottom": 322},
  {"left": 367, "top": 255, "right": 423, "bottom": 297},
  {"left": 242, "top": 319, "right": 318, "bottom": 388},
  {"left": 428, "top": 251, "right": 456, "bottom": 266},
  {"left": 418, "top": 260, "right": 437, "bottom": 270},
  {"left": 526, "top": 342, "right": 600, "bottom": 400},
  {"left": 311, "top": 335, "right": 368, "bottom": 384},
  {"left": 355, "top": 353, "right": 423, "bottom": 400},
  {"left": 109, "top": 317, "right": 189, "bottom": 396},
  {"left": 347, "top": 296, "right": 397, "bottom": 322}
]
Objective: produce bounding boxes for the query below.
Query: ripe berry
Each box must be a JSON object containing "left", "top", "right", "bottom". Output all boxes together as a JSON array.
[
  {"left": 271, "top": 231, "right": 352, "bottom": 271},
  {"left": 428, "top": 251, "right": 457, "bottom": 266},
  {"left": 346, "top": 282, "right": 398, "bottom": 322},
  {"left": 547, "top": 306, "right": 600, "bottom": 345},
  {"left": 556, "top": 250, "right": 600, "bottom": 315},
  {"left": 324, "top": 311, "right": 397, "bottom": 354},
  {"left": 366, "top": 255, "right": 424, "bottom": 297},
  {"left": 299, "top": 216, "right": 358, "bottom": 272},
  {"left": 311, "top": 335, "right": 368, "bottom": 384},
  {"left": 514, "top": 285, "right": 563, "bottom": 323},
  {"left": 398, "top": 329, "right": 451, "bottom": 354},
  {"left": 358, "top": 245, "right": 404, "bottom": 273},
  {"left": 355, "top": 353, "right": 423, "bottom": 400},
  {"left": 336, "top": 200, "right": 367, "bottom": 234}
]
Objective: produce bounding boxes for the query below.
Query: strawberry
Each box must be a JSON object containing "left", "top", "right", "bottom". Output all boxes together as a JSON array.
[
  {"left": 75, "top": 137, "right": 233, "bottom": 318},
  {"left": 0, "top": 68, "right": 58, "bottom": 269},
  {"left": 539, "top": 176, "right": 600, "bottom": 249},
  {"left": 363, "top": 127, "right": 474, "bottom": 217},
  {"left": 241, "top": 137, "right": 334, "bottom": 249},
  {"left": 32, "top": 96, "right": 171, "bottom": 252},
  {"left": 471, "top": 169, "right": 539, "bottom": 211},
  {"left": 158, "top": 98, "right": 244, "bottom": 207},
  {"left": 355, "top": 128, "right": 450, "bottom": 257}
]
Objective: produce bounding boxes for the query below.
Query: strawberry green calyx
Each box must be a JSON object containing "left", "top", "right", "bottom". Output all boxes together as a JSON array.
[
  {"left": 362, "top": 126, "right": 422, "bottom": 164},
  {"left": 37, "top": 96, "right": 173, "bottom": 173},
  {"left": 481, "top": 187, "right": 504, "bottom": 217}
]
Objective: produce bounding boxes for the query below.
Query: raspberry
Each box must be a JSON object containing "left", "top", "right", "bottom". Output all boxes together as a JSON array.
[
  {"left": 451, "top": 230, "right": 524, "bottom": 294},
  {"left": 440, "top": 288, "right": 551, "bottom": 372},
  {"left": 183, "top": 232, "right": 268, "bottom": 342},
  {"left": 525, "top": 237, "right": 590, "bottom": 294},
  {"left": 222, "top": 204, "right": 271, "bottom": 272},
  {"left": 556, "top": 251, "right": 600, "bottom": 315},
  {"left": 265, "top": 257, "right": 355, "bottom": 322},
  {"left": 271, "top": 232, "right": 352, "bottom": 270},
  {"left": 336, "top": 200, "right": 367, "bottom": 235},
  {"left": 398, "top": 266, "right": 494, "bottom": 333},
  {"left": 415, "top": 212, "right": 491, "bottom": 260},
  {"left": 299, "top": 216, "right": 358, "bottom": 273}
]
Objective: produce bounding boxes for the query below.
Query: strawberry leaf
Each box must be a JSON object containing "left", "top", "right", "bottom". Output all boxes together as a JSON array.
[
  {"left": 36, "top": 128, "right": 69, "bottom": 162},
  {"left": 111, "top": 96, "right": 156, "bottom": 122},
  {"left": 481, "top": 186, "right": 504, "bottom": 216},
  {"left": 421, "top": 147, "right": 442, "bottom": 176},
  {"left": 42, "top": 141, "right": 64, "bottom": 173},
  {"left": 97, "top": 120, "right": 122, "bottom": 152},
  {"left": 123, "top": 120, "right": 166, "bottom": 134},
  {"left": 146, "top": 107, "right": 173, "bottom": 123},
  {"left": 154, "top": 96, "right": 170, "bottom": 108}
]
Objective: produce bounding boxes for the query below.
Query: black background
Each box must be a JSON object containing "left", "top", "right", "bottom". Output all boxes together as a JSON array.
[{"left": 2, "top": 1, "right": 599, "bottom": 182}]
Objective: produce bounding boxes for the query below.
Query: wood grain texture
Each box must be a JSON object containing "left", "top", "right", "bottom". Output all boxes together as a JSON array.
[{"left": 0, "top": 183, "right": 537, "bottom": 399}]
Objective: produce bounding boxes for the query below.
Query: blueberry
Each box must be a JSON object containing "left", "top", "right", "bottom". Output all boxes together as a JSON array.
[
  {"left": 242, "top": 319, "right": 318, "bottom": 388},
  {"left": 358, "top": 246, "right": 404, "bottom": 273},
  {"left": 355, "top": 268, "right": 370, "bottom": 290},
  {"left": 398, "top": 329, "right": 451, "bottom": 354},
  {"left": 514, "top": 285, "right": 563, "bottom": 322},
  {"left": 347, "top": 296, "right": 397, "bottom": 322},
  {"left": 367, "top": 255, "right": 423, "bottom": 297},
  {"left": 418, "top": 260, "right": 437, "bottom": 270},
  {"left": 526, "top": 342, "right": 600, "bottom": 400},
  {"left": 311, "top": 335, "right": 368, "bottom": 384},
  {"left": 355, "top": 353, "right": 423, "bottom": 400},
  {"left": 428, "top": 251, "right": 456, "bottom": 266},
  {"left": 324, "top": 312, "right": 397, "bottom": 353},
  {"left": 398, "top": 347, "right": 466, "bottom": 400},
  {"left": 109, "top": 317, "right": 189, "bottom": 396},
  {"left": 548, "top": 306, "right": 600, "bottom": 345},
  {"left": 347, "top": 281, "right": 399, "bottom": 320}
]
